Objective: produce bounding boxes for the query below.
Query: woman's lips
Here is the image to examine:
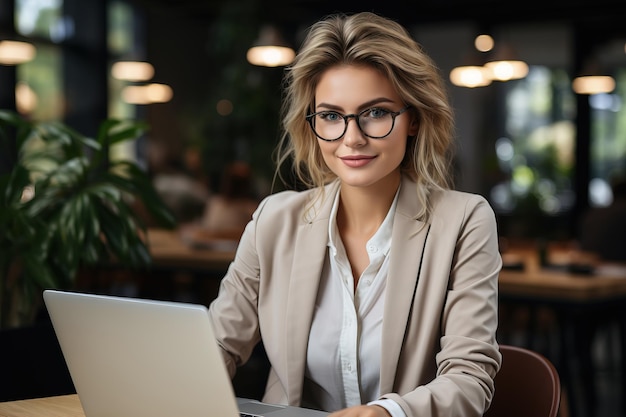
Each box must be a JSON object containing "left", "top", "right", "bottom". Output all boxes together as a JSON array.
[{"left": 340, "top": 155, "right": 376, "bottom": 168}]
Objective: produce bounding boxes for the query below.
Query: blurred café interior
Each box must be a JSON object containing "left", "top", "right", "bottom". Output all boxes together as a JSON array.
[{"left": 1, "top": 0, "right": 626, "bottom": 416}]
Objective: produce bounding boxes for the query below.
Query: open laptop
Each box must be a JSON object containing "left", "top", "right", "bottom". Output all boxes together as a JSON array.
[{"left": 43, "top": 289, "right": 329, "bottom": 417}]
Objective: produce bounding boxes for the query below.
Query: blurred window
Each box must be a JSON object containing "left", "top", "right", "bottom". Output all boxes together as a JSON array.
[
  {"left": 12, "top": 0, "right": 142, "bottom": 164},
  {"left": 108, "top": 0, "right": 138, "bottom": 121},
  {"left": 15, "top": 0, "right": 64, "bottom": 40},
  {"left": 15, "top": 44, "right": 62, "bottom": 121},
  {"left": 107, "top": 1, "right": 141, "bottom": 163},
  {"left": 13, "top": 0, "right": 142, "bottom": 125},
  {"left": 14, "top": 0, "right": 64, "bottom": 120},
  {"left": 588, "top": 68, "right": 626, "bottom": 207},
  {"left": 490, "top": 66, "right": 576, "bottom": 218}
]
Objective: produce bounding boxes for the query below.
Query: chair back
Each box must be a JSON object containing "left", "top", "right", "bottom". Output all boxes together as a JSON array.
[{"left": 484, "top": 344, "right": 561, "bottom": 417}]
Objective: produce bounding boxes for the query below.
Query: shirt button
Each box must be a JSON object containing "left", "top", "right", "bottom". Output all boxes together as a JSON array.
[{"left": 367, "top": 245, "right": 378, "bottom": 253}]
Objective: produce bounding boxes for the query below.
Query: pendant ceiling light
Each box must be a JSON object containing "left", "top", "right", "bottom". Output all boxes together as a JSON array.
[
  {"left": 111, "top": 61, "right": 155, "bottom": 82},
  {"left": 121, "top": 83, "right": 173, "bottom": 105},
  {"left": 246, "top": 25, "right": 295, "bottom": 67},
  {"left": 450, "top": 50, "right": 492, "bottom": 88},
  {"left": 450, "top": 34, "right": 529, "bottom": 88},
  {"left": 450, "top": 34, "right": 498, "bottom": 88},
  {"left": 572, "top": 75, "right": 616, "bottom": 95},
  {"left": 0, "top": 39, "right": 36, "bottom": 65},
  {"left": 572, "top": 59, "right": 615, "bottom": 95},
  {"left": 484, "top": 42, "right": 529, "bottom": 81}
]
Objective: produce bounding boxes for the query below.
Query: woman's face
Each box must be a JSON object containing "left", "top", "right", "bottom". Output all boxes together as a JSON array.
[{"left": 312, "top": 65, "right": 417, "bottom": 190}]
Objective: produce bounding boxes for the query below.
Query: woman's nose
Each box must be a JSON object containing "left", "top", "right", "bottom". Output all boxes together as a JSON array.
[{"left": 342, "top": 117, "right": 366, "bottom": 147}]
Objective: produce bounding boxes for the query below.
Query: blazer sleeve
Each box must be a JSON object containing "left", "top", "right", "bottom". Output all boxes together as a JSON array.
[
  {"left": 385, "top": 192, "right": 502, "bottom": 417},
  {"left": 207, "top": 196, "right": 270, "bottom": 377},
  {"left": 207, "top": 188, "right": 315, "bottom": 380}
]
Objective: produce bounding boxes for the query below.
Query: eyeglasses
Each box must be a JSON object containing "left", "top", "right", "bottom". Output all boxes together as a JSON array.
[{"left": 305, "top": 105, "right": 411, "bottom": 142}]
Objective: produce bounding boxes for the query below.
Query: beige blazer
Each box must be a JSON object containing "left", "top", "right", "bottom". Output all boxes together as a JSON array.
[{"left": 208, "top": 175, "right": 502, "bottom": 417}]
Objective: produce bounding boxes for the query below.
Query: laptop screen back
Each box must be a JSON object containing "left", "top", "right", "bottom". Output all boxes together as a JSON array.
[{"left": 43, "top": 290, "right": 241, "bottom": 417}]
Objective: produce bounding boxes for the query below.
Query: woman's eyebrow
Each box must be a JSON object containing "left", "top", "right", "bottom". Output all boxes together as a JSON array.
[
  {"left": 315, "top": 102, "right": 343, "bottom": 111},
  {"left": 315, "top": 97, "right": 396, "bottom": 112}
]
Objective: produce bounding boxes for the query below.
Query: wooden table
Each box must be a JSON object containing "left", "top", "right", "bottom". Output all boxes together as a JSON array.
[
  {"left": 75, "top": 228, "right": 238, "bottom": 303},
  {"left": 500, "top": 265, "right": 626, "bottom": 301},
  {"left": 498, "top": 246, "right": 626, "bottom": 417},
  {"left": 146, "top": 228, "right": 236, "bottom": 271},
  {"left": 0, "top": 395, "right": 83, "bottom": 417}
]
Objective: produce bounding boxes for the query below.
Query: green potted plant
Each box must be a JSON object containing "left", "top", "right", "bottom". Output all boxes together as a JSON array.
[{"left": 0, "top": 110, "right": 176, "bottom": 329}]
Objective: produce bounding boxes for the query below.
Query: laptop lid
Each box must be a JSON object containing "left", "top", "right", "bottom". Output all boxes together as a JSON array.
[{"left": 43, "top": 290, "right": 328, "bottom": 417}]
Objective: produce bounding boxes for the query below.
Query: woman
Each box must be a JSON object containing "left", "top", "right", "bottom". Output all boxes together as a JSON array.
[{"left": 208, "top": 11, "right": 502, "bottom": 417}]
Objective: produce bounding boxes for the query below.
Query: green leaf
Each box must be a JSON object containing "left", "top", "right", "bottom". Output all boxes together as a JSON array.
[
  {"left": 96, "top": 119, "right": 146, "bottom": 144},
  {"left": 1, "top": 164, "right": 30, "bottom": 205}
]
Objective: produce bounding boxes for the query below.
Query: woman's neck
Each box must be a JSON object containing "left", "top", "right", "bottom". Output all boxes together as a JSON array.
[{"left": 337, "top": 173, "right": 401, "bottom": 236}]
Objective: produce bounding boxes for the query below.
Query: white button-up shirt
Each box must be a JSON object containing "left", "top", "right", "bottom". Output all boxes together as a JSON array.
[{"left": 303, "top": 187, "right": 405, "bottom": 417}]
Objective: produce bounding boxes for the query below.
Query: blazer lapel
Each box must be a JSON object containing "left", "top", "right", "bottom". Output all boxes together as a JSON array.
[
  {"left": 284, "top": 182, "right": 338, "bottom": 404},
  {"left": 379, "top": 177, "right": 429, "bottom": 392}
]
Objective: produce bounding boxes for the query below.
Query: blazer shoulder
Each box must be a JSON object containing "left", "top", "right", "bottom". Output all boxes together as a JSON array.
[
  {"left": 430, "top": 189, "right": 496, "bottom": 222},
  {"left": 433, "top": 189, "right": 490, "bottom": 206},
  {"left": 255, "top": 182, "right": 337, "bottom": 224},
  {"left": 254, "top": 187, "right": 326, "bottom": 226},
  {"left": 260, "top": 188, "right": 312, "bottom": 208}
]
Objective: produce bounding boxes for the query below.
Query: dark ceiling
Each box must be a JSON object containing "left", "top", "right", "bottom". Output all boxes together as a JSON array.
[{"left": 135, "top": 0, "right": 626, "bottom": 37}]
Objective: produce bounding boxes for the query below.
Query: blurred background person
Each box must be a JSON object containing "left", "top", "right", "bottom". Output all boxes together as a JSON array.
[
  {"left": 149, "top": 141, "right": 210, "bottom": 224},
  {"left": 201, "top": 160, "right": 260, "bottom": 238},
  {"left": 179, "top": 160, "right": 261, "bottom": 246}
]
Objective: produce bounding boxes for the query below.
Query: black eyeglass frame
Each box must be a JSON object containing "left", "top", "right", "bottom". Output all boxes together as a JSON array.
[{"left": 305, "top": 105, "right": 411, "bottom": 142}]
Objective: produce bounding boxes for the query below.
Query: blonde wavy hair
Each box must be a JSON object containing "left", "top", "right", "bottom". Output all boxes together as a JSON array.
[{"left": 274, "top": 11, "right": 455, "bottom": 221}]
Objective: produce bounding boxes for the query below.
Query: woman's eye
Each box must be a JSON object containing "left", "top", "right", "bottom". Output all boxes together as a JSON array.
[
  {"left": 364, "top": 108, "right": 390, "bottom": 119},
  {"left": 319, "top": 112, "right": 341, "bottom": 122}
]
